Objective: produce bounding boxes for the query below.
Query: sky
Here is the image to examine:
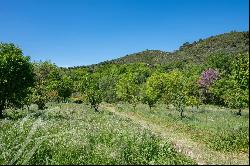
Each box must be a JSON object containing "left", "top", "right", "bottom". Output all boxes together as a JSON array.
[{"left": 0, "top": 0, "right": 249, "bottom": 67}]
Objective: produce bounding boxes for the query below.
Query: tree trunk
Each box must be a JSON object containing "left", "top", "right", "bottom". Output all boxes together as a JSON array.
[
  {"left": 0, "top": 104, "right": 4, "bottom": 119},
  {"left": 237, "top": 109, "right": 242, "bottom": 116},
  {"left": 180, "top": 109, "right": 184, "bottom": 119},
  {"left": 132, "top": 103, "right": 136, "bottom": 110},
  {"left": 38, "top": 103, "right": 45, "bottom": 110},
  {"left": 94, "top": 105, "right": 99, "bottom": 112}
]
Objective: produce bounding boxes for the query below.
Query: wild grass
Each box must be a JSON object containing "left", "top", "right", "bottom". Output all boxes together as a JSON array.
[
  {"left": 0, "top": 103, "right": 195, "bottom": 165},
  {"left": 116, "top": 103, "right": 249, "bottom": 153}
]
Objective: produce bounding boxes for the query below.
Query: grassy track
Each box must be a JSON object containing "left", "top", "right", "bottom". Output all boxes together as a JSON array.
[{"left": 100, "top": 103, "right": 249, "bottom": 165}]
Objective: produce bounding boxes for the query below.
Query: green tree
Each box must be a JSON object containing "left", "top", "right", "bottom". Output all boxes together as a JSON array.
[
  {"left": 31, "top": 85, "right": 50, "bottom": 110},
  {"left": 210, "top": 53, "right": 249, "bottom": 115},
  {"left": 0, "top": 43, "right": 35, "bottom": 117},
  {"left": 57, "top": 76, "right": 73, "bottom": 102},
  {"left": 32, "top": 61, "right": 58, "bottom": 109},
  {"left": 231, "top": 53, "right": 249, "bottom": 90},
  {"left": 185, "top": 75, "right": 201, "bottom": 109},
  {"left": 99, "top": 74, "right": 119, "bottom": 103},
  {"left": 211, "top": 78, "right": 248, "bottom": 115},
  {"left": 68, "top": 68, "right": 88, "bottom": 93},
  {"left": 205, "top": 53, "right": 232, "bottom": 76},
  {"left": 81, "top": 73, "right": 103, "bottom": 111},
  {"left": 144, "top": 72, "right": 168, "bottom": 109},
  {"left": 163, "top": 70, "right": 189, "bottom": 118},
  {"left": 94, "top": 64, "right": 121, "bottom": 103},
  {"left": 49, "top": 75, "right": 73, "bottom": 102},
  {"left": 116, "top": 72, "right": 141, "bottom": 109}
]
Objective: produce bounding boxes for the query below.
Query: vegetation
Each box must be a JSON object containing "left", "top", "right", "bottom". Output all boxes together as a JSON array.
[
  {"left": 116, "top": 72, "right": 142, "bottom": 109},
  {"left": 144, "top": 72, "right": 168, "bottom": 109},
  {"left": 0, "top": 43, "right": 35, "bottom": 118},
  {"left": 0, "top": 31, "right": 249, "bottom": 164},
  {"left": 115, "top": 103, "right": 249, "bottom": 154},
  {"left": 31, "top": 61, "right": 58, "bottom": 110},
  {"left": 0, "top": 103, "right": 195, "bottom": 165},
  {"left": 80, "top": 73, "right": 103, "bottom": 111},
  {"left": 81, "top": 31, "right": 249, "bottom": 68}
]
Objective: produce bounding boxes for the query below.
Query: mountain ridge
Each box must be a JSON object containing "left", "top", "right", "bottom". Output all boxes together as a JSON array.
[{"left": 68, "top": 30, "right": 249, "bottom": 69}]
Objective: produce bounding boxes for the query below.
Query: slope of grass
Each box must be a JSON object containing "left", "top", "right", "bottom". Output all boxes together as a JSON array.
[{"left": 0, "top": 103, "right": 195, "bottom": 165}]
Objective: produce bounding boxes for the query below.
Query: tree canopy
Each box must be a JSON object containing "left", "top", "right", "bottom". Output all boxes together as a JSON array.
[{"left": 0, "top": 43, "right": 35, "bottom": 117}]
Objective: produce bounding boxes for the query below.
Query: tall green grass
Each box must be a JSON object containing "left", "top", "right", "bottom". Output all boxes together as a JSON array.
[{"left": 0, "top": 103, "right": 195, "bottom": 165}]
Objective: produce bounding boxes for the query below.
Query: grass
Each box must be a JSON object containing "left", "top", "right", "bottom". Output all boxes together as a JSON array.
[
  {"left": 115, "top": 103, "right": 249, "bottom": 153},
  {"left": 0, "top": 103, "right": 195, "bottom": 165}
]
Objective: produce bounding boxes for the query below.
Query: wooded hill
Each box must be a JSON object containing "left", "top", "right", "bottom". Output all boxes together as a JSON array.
[{"left": 69, "top": 31, "right": 249, "bottom": 69}]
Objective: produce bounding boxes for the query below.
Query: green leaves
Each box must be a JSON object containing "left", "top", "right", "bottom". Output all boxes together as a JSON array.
[
  {"left": 116, "top": 72, "right": 141, "bottom": 107},
  {"left": 211, "top": 78, "right": 249, "bottom": 110},
  {"left": 31, "top": 61, "right": 59, "bottom": 109},
  {"left": 81, "top": 73, "right": 103, "bottom": 111},
  {"left": 209, "top": 53, "right": 249, "bottom": 111},
  {"left": 0, "top": 43, "right": 35, "bottom": 115},
  {"left": 144, "top": 72, "right": 168, "bottom": 108}
]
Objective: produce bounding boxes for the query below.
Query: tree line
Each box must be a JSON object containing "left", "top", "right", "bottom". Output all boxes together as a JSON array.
[{"left": 0, "top": 43, "right": 249, "bottom": 118}]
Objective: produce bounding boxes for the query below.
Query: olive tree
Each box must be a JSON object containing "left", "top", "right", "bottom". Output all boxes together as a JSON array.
[{"left": 0, "top": 43, "right": 35, "bottom": 117}]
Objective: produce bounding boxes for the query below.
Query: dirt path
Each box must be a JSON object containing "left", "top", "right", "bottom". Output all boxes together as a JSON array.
[{"left": 101, "top": 104, "right": 249, "bottom": 165}]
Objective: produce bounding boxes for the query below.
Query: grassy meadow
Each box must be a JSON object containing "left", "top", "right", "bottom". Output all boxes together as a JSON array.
[
  {"left": 0, "top": 103, "right": 195, "bottom": 165},
  {"left": 0, "top": 102, "right": 248, "bottom": 165}
]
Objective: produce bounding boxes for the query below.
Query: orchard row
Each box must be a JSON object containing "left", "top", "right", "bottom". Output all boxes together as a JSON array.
[{"left": 0, "top": 43, "right": 248, "bottom": 118}]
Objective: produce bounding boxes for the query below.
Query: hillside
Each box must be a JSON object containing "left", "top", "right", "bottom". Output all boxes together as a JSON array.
[{"left": 77, "top": 31, "right": 248, "bottom": 69}]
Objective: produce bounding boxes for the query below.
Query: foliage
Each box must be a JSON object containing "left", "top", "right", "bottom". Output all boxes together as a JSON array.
[
  {"left": 67, "top": 68, "right": 88, "bottom": 92},
  {"left": 31, "top": 61, "right": 58, "bottom": 109},
  {"left": 0, "top": 43, "right": 35, "bottom": 117},
  {"left": 205, "top": 53, "right": 233, "bottom": 75},
  {"left": 231, "top": 53, "right": 249, "bottom": 90},
  {"left": 144, "top": 72, "right": 168, "bottom": 109},
  {"left": 49, "top": 75, "right": 73, "bottom": 102},
  {"left": 198, "top": 68, "right": 220, "bottom": 88},
  {"left": 0, "top": 30, "right": 249, "bottom": 165},
  {"left": 184, "top": 75, "right": 201, "bottom": 108},
  {"left": 198, "top": 68, "right": 220, "bottom": 104},
  {"left": 99, "top": 74, "right": 119, "bottom": 103},
  {"left": 209, "top": 53, "right": 249, "bottom": 114},
  {"left": 0, "top": 31, "right": 249, "bottom": 116},
  {"left": 116, "top": 73, "right": 141, "bottom": 108},
  {"left": 82, "top": 31, "right": 248, "bottom": 68},
  {"left": 163, "top": 70, "right": 188, "bottom": 118},
  {"left": 81, "top": 73, "right": 103, "bottom": 111}
]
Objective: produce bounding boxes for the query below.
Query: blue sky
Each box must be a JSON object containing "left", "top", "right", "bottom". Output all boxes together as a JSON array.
[{"left": 0, "top": 0, "right": 249, "bottom": 67}]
